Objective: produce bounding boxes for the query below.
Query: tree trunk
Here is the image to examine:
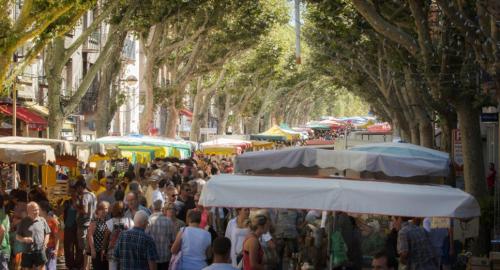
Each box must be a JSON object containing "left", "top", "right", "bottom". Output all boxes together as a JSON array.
[
  {"left": 45, "top": 38, "right": 66, "bottom": 139},
  {"left": 409, "top": 123, "right": 420, "bottom": 145},
  {"left": 418, "top": 121, "right": 434, "bottom": 148},
  {"left": 95, "top": 31, "right": 127, "bottom": 138},
  {"left": 403, "top": 67, "right": 434, "bottom": 147},
  {"left": 139, "top": 50, "right": 154, "bottom": 134},
  {"left": 189, "top": 85, "right": 205, "bottom": 142},
  {"left": 232, "top": 114, "right": 243, "bottom": 135},
  {"left": 47, "top": 78, "right": 65, "bottom": 139},
  {"left": 165, "top": 96, "right": 178, "bottom": 138},
  {"left": 456, "top": 101, "right": 487, "bottom": 198},
  {"left": 438, "top": 113, "right": 455, "bottom": 153},
  {"left": 247, "top": 117, "right": 260, "bottom": 134},
  {"left": 217, "top": 94, "right": 231, "bottom": 135}
]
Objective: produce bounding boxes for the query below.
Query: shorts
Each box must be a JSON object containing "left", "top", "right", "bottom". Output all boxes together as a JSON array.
[
  {"left": 21, "top": 251, "right": 47, "bottom": 268},
  {"left": 77, "top": 226, "right": 89, "bottom": 251}
]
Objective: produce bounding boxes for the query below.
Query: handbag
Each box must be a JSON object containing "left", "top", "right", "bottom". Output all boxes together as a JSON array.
[{"left": 169, "top": 228, "right": 185, "bottom": 270}]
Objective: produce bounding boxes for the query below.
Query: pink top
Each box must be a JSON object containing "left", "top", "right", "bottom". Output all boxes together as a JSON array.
[{"left": 199, "top": 210, "right": 209, "bottom": 229}]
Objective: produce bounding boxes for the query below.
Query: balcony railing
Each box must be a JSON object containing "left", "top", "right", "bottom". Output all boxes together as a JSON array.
[
  {"left": 82, "top": 31, "right": 100, "bottom": 53},
  {"left": 122, "top": 38, "right": 136, "bottom": 62}
]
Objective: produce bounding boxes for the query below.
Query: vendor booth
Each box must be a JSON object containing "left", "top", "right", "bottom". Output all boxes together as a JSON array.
[
  {"left": 95, "top": 134, "right": 192, "bottom": 163},
  {"left": 250, "top": 125, "right": 301, "bottom": 142},
  {"left": 0, "top": 137, "right": 84, "bottom": 187},
  {"left": 0, "top": 143, "right": 56, "bottom": 188},
  {"left": 235, "top": 144, "right": 450, "bottom": 180},
  {"left": 200, "top": 174, "right": 479, "bottom": 218},
  {"left": 200, "top": 146, "right": 242, "bottom": 156}
]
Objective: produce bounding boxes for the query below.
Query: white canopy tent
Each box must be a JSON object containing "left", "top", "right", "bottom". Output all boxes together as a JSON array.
[
  {"left": 235, "top": 147, "right": 450, "bottom": 177},
  {"left": 0, "top": 136, "right": 73, "bottom": 156},
  {"left": 0, "top": 144, "right": 56, "bottom": 164},
  {"left": 350, "top": 142, "right": 450, "bottom": 160},
  {"left": 200, "top": 174, "right": 480, "bottom": 218}
]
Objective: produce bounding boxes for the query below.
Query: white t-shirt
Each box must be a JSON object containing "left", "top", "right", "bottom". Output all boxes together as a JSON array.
[
  {"left": 106, "top": 217, "right": 134, "bottom": 232},
  {"left": 202, "top": 263, "right": 239, "bottom": 270},
  {"left": 225, "top": 218, "right": 250, "bottom": 267}
]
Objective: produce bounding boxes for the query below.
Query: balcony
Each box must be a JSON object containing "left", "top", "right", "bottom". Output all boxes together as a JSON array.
[
  {"left": 82, "top": 31, "right": 100, "bottom": 53},
  {"left": 121, "top": 38, "right": 136, "bottom": 63}
]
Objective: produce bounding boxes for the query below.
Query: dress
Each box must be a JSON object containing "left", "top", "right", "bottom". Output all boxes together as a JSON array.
[
  {"left": 93, "top": 218, "right": 107, "bottom": 253},
  {"left": 180, "top": 226, "right": 212, "bottom": 270},
  {"left": 91, "top": 218, "right": 108, "bottom": 270}
]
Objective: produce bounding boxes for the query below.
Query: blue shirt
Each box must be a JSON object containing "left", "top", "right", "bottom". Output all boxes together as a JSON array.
[{"left": 114, "top": 227, "right": 159, "bottom": 270}]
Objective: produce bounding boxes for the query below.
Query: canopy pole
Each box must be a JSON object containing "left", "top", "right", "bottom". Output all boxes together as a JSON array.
[{"left": 12, "top": 78, "right": 17, "bottom": 189}]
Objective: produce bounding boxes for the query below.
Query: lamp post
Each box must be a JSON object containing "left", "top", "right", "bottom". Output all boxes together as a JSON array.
[
  {"left": 12, "top": 80, "right": 16, "bottom": 137},
  {"left": 119, "top": 75, "right": 138, "bottom": 135}
]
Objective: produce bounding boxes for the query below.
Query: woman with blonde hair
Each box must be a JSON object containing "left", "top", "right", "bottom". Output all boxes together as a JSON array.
[
  {"left": 242, "top": 214, "right": 270, "bottom": 270},
  {"left": 87, "top": 201, "right": 109, "bottom": 270}
]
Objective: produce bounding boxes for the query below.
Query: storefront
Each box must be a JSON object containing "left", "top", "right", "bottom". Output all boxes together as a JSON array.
[{"left": 0, "top": 104, "right": 47, "bottom": 137}]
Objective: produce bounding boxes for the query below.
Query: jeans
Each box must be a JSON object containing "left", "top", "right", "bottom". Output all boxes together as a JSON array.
[{"left": 64, "top": 226, "right": 83, "bottom": 269}]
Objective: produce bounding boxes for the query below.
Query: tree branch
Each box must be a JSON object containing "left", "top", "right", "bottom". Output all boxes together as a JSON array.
[
  {"left": 13, "top": 0, "right": 34, "bottom": 31},
  {"left": 63, "top": 1, "right": 119, "bottom": 64},
  {"left": 351, "top": 0, "right": 419, "bottom": 56},
  {"left": 63, "top": 24, "right": 124, "bottom": 116},
  {"left": 14, "top": 4, "right": 74, "bottom": 49},
  {"left": 435, "top": 0, "right": 492, "bottom": 58},
  {"left": 408, "top": 0, "right": 435, "bottom": 68}
]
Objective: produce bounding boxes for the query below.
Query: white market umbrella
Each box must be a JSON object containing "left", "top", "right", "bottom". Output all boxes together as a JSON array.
[
  {"left": 235, "top": 147, "right": 449, "bottom": 177},
  {"left": 199, "top": 174, "right": 480, "bottom": 218}
]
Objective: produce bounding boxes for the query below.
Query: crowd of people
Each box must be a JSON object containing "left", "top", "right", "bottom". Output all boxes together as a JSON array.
[{"left": 0, "top": 156, "right": 456, "bottom": 270}]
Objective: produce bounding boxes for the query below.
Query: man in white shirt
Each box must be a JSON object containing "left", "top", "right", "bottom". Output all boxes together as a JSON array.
[
  {"left": 203, "top": 237, "right": 238, "bottom": 270},
  {"left": 144, "top": 173, "right": 164, "bottom": 208}
]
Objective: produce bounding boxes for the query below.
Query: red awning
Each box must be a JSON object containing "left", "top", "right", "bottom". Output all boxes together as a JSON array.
[
  {"left": 179, "top": 109, "right": 193, "bottom": 118},
  {"left": 0, "top": 105, "right": 48, "bottom": 130}
]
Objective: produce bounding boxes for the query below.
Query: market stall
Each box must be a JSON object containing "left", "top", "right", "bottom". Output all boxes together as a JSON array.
[
  {"left": 200, "top": 174, "right": 479, "bottom": 218},
  {"left": 200, "top": 146, "right": 242, "bottom": 156},
  {"left": 200, "top": 138, "right": 252, "bottom": 150},
  {"left": 0, "top": 137, "right": 83, "bottom": 187},
  {"left": 0, "top": 136, "right": 72, "bottom": 156},
  {"left": 95, "top": 134, "right": 192, "bottom": 162},
  {"left": 250, "top": 125, "right": 301, "bottom": 142},
  {"left": 0, "top": 143, "right": 56, "bottom": 188},
  {"left": 234, "top": 145, "right": 450, "bottom": 180},
  {"left": 250, "top": 140, "right": 275, "bottom": 151},
  {"left": 0, "top": 144, "right": 56, "bottom": 164},
  {"left": 366, "top": 122, "right": 391, "bottom": 133}
]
